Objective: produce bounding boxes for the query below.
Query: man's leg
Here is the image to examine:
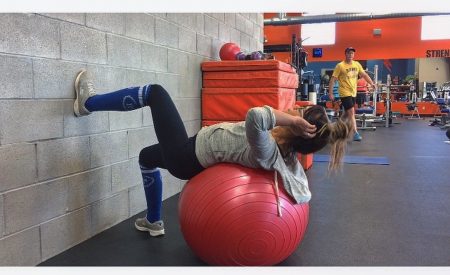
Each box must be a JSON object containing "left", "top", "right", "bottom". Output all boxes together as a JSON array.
[{"left": 341, "top": 96, "right": 361, "bottom": 141}]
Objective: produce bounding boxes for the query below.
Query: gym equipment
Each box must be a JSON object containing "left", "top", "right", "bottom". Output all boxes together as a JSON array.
[
  {"left": 355, "top": 111, "right": 377, "bottom": 131},
  {"left": 313, "top": 154, "right": 390, "bottom": 165},
  {"left": 406, "top": 102, "right": 421, "bottom": 119},
  {"left": 178, "top": 163, "right": 309, "bottom": 266},
  {"left": 219, "top": 43, "right": 241, "bottom": 60}
]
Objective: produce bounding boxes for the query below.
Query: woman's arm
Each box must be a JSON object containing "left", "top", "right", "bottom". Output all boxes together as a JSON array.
[{"left": 272, "top": 108, "right": 317, "bottom": 138}]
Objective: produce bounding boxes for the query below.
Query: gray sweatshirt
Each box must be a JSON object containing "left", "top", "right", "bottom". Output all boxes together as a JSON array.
[{"left": 195, "top": 105, "right": 311, "bottom": 204}]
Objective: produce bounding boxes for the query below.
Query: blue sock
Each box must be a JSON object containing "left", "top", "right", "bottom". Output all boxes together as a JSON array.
[
  {"left": 85, "top": 84, "right": 151, "bottom": 112},
  {"left": 140, "top": 165, "right": 162, "bottom": 223}
]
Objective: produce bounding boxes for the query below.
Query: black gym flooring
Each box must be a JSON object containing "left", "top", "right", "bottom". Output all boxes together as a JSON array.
[{"left": 40, "top": 118, "right": 450, "bottom": 266}]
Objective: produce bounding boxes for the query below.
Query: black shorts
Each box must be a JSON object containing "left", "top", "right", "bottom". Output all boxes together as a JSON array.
[{"left": 340, "top": 96, "right": 356, "bottom": 110}]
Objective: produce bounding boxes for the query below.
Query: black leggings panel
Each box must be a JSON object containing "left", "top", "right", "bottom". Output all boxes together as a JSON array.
[{"left": 138, "top": 84, "right": 204, "bottom": 180}]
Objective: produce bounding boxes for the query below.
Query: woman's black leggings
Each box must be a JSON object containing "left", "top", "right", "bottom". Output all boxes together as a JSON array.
[{"left": 138, "top": 84, "right": 204, "bottom": 180}]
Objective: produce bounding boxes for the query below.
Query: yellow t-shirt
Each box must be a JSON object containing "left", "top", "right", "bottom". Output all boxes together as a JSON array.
[{"left": 332, "top": 60, "right": 364, "bottom": 97}]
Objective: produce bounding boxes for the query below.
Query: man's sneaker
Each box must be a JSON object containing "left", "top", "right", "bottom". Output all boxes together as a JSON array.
[
  {"left": 353, "top": 132, "right": 362, "bottom": 141},
  {"left": 135, "top": 217, "right": 165, "bottom": 237},
  {"left": 74, "top": 69, "right": 96, "bottom": 117}
]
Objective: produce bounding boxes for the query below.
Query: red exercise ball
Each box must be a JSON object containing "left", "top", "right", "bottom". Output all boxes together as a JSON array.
[
  {"left": 178, "top": 163, "right": 309, "bottom": 266},
  {"left": 219, "top": 43, "right": 241, "bottom": 60}
]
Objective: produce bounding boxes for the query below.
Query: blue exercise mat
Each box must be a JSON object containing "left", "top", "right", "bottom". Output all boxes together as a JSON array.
[{"left": 313, "top": 154, "right": 390, "bottom": 165}]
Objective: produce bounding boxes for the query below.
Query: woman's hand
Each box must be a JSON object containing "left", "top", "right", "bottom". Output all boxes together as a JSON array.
[
  {"left": 272, "top": 108, "right": 316, "bottom": 139},
  {"left": 291, "top": 116, "right": 317, "bottom": 139}
]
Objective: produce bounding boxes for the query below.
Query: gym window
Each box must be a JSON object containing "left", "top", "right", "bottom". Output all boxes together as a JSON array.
[
  {"left": 421, "top": 15, "right": 450, "bottom": 40},
  {"left": 301, "top": 22, "right": 336, "bottom": 46}
]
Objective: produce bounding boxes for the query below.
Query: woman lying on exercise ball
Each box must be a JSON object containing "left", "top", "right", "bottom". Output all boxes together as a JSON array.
[{"left": 74, "top": 70, "right": 351, "bottom": 237}]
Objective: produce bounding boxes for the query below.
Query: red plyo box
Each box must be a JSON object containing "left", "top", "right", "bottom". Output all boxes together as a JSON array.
[{"left": 202, "top": 87, "right": 296, "bottom": 121}]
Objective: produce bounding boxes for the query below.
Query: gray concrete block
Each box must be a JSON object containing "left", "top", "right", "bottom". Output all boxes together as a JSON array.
[
  {"left": 0, "top": 14, "right": 60, "bottom": 59},
  {"left": 141, "top": 44, "right": 168, "bottom": 72},
  {"left": 230, "top": 28, "right": 241, "bottom": 45},
  {"left": 63, "top": 101, "right": 110, "bottom": 137},
  {"left": 3, "top": 178, "right": 67, "bottom": 235},
  {"left": 174, "top": 98, "right": 201, "bottom": 122},
  {"left": 41, "top": 207, "right": 91, "bottom": 261},
  {"left": 253, "top": 24, "right": 262, "bottom": 40},
  {"left": 86, "top": 65, "right": 129, "bottom": 93},
  {"left": 128, "top": 184, "right": 146, "bottom": 216},
  {"left": 66, "top": 167, "right": 112, "bottom": 211},
  {"left": 61, "top": 23, "right": 107, "bottom": 64},
  {"left": 178, "top": 55, "right": 203, "bottom": 98},
  {"left": 90, "top": 131, "right": 128, "bottom": 168},
  {"left": 0, "top": 195, "right": 4, "bottom": 237},
  {"left": 172, "top": 14, "right": 197, "bottom": 31},
  {"left": 0, "top": 55, "right": 33, "bottom": 98},
  {"left": 149, "top": 13, "right": 166, "bottom": 19},
  {"left": 155, "top": 73, "right": 179, "bottom": 98},
  {"left": 155, "top": 18, "right": 179, "bottom": 48},
  {"left": 204, "top": 15, "right": 219, "bottom": 39},
  {"left": 196, "top": 34, "right": 212, "bottom": 57},
  {"left": 225, "top": 13, "right": 236, "bottom": 28},
  {"left": 179, "top": 75, "right": 200, "bottom": 99},
  {"left": 235, "top": 14, "right": 247, "bottom": 33},
  {"left": 112, "top": 159, "right": 142, "bottom": 193},
  {"left": 165, "top": 13, "right": 180, "bottom": 24},
  {"left": 250, "top": 39, "right": 259, "bottom": 52},
  {"left": 161, "top": 170, "right": 184, "bottom": 200},
  {"left": 194, "top": 14, "right": 205, "bottom": 34},
  {"left": 0, "top": 143, "right": 37, "bottom": 193},
  {"left": 0, "top": 100, "right": 63, "bottom": 145},
  {"left": 219, "top": 22, "right": 231, "bottom": 42},
  {"left": 0, "top": 227, "right": 41, "bottom": 266},
  {"left": 211, "top": 38, "right": 222, "bottom": 60},
  {"left": 126, "top": 69, "right": 157, "bottom": 88},
  {"left": 249, "top": 13, "right": 258, "bottom": 24},
  {"left": 109, "top": 109, "right": 143, "bottom": 131},
  {"left": 33, "top": 59, "right": 85, "bottom": 99},
  {"left": 37, "top": 136, "right": 90, "bottom": 181},
  {"left": 257, "top": 41, "right": 264, "bottom": 51},
  {"left": 91, "top": 192, "right": 129, "bottom": 235},
  {"left": 107, "top": 34, "right": 142, "bottom": 69},
  {"left": 40, "top": 13, "right": 86, "bottom": 25},
  {"left": 245, "top": 19, "right": 254, "bottom": 36},
  {"left": 240, "top": 33, "right": 251, "bottom": 52},
  {"left": 256, "top": 14, "right": 264, "bottom": 26},
  {"left": 125, "top": 13, "right": 155, "bottom": 43},
  {"left": 183, "top": 119, "right": 202, "bottom": 137},
  {"left": 142, "top": 107, "right": 154, "bottom": 127},
  {"left": 86, "top": 13, "right": 126, "bottom": 35},
  {"left": 208, "top": 13, "right": 225, "bottom": 22},
  {"left": 128, "top": 127, "right": 157, "bottom": 158},
  {"left": 168, "top": 50, "right": 189, "bottom": 75},
  {"left": 178, "top": 27, "right": 197, "bottom": 53}
]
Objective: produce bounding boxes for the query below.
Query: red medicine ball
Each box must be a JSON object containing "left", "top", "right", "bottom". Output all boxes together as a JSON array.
[{"left": 219, "top": 43, "right": 241, "bottom": 60}]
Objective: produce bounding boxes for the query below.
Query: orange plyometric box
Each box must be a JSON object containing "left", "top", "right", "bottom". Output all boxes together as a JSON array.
[
  {"left": 201, "top": 60, "right": 297, "bottom": 73},
  {"left": 202, "top": 87, "right": 296, "bottom": 121},
  {"left": 298, "top": 153, "right": 313, "bottom": 170},
  {"left": 203, "top": 70, "right": 298, "bottom": 89}
]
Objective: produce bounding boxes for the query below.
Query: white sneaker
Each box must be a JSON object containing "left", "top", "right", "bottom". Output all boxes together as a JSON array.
[
  {"left": 74, "top": 69, "right": 96, "bottom": 117},
  {"left": 134, "top": 217, "right": 165, "bottom": 237}
]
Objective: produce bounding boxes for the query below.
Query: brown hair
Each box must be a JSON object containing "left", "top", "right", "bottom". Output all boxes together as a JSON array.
[{"left": 290, "top": 105, "right": 351, "bottom": 170}]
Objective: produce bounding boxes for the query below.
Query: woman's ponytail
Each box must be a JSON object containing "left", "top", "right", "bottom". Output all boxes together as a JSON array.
[{"left": 327, "top": 119, "right": 351, "bottom": 170}]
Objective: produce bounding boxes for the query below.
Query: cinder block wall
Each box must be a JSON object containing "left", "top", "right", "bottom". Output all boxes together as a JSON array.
[{"left": 0, "top": 13, "right": 264, "bottom": 265}]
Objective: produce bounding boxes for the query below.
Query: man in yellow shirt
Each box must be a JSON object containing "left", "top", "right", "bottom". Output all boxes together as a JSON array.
[{"left": 328, "top": 47, "right": 375, "bottom": 141}]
